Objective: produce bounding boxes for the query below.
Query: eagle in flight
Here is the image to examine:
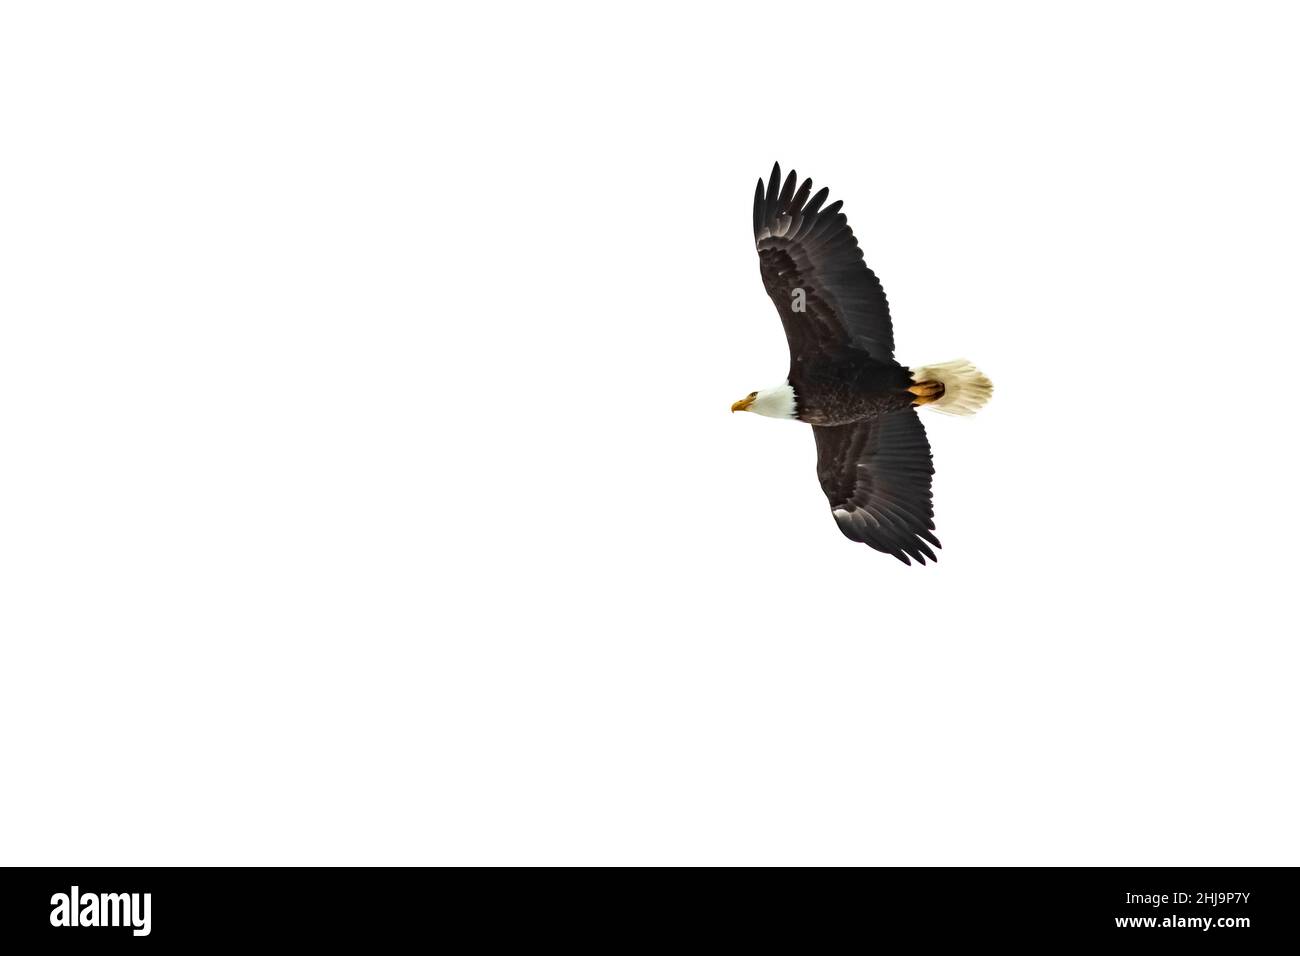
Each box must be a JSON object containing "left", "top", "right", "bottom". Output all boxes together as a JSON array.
[{"left": 732, "top": 163, "right": 992, "bottom": 565}]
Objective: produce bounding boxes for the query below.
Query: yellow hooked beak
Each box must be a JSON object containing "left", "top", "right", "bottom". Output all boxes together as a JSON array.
[{"left": 731, "top": 394, "right": 756, "bottom": 413}]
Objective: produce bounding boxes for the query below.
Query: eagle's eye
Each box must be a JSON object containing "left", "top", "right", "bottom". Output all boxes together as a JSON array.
[{"left": 748, "top": 392, "right": 758, "bottom": 399}]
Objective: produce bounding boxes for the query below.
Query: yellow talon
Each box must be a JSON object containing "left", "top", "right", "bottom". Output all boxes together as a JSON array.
[{"left": 908, "top": 381, "right": 945, "bottom": 406}]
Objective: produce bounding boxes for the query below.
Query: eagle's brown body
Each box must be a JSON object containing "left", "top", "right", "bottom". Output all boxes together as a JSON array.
[{"left": 790, "top": 355, "right": 916, "bottom": 426}]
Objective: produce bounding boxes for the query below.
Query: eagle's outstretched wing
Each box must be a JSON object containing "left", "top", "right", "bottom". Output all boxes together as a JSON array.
[
  {"left": 812, "top": 409, "right": 940, "bottom": 565},
  {"left": 754, "top": 162, "right": 894, "bottom": 362}
]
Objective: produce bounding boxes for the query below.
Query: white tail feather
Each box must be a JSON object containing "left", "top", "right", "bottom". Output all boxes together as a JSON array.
[{"left": 911, "top": 359, "right": 993, "bottom": 416}]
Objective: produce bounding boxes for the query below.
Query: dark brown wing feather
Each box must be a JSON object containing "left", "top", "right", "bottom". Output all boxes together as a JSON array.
[
  {"left": 754, "top": 162, "right": 895, "bottom": 361},
  {"left": 813, "top": 409, "right": 940, "bottom": 565}
]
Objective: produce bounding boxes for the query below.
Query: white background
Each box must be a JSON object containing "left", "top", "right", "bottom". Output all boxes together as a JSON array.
[{"left": 2, "top": 2, "right": 1297, "bottom": 866}]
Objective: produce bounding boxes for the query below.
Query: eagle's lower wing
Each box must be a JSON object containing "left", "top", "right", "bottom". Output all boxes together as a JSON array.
[
  {"left": 812, "top": 409, "right": 940, "bottom": 565},
  {"left": 754, "top": 162, "right": 894, "bottom": 362}
]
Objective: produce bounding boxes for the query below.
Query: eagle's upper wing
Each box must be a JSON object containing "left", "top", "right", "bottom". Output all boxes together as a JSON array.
[
  {"left": 812, "top": 409, "right": 940, "bottom": 565},
  {"left": 754, "top": 162, "right": 895, "bottom": 361}
]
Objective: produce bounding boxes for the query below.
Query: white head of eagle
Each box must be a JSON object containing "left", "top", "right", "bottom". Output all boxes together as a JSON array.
[
  {"left": 732, "top": 162, "right": 993, "bottom": 566},
  {"left": 731, "top": 382, "right": 797, "bottom": 419}
]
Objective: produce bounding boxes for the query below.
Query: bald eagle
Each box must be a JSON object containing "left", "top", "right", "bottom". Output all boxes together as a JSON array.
[{"left": 732, "top": 163, "right": 992, "bottom": 565}]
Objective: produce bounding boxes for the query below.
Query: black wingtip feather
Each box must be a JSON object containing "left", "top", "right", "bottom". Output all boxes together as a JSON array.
[
  {"left": 791, "top": 177, "right": 812, "bottom": 211},
  {"left": 805, "top": 186, "right": 830, "bottom": 216},
  {"left": 777, "top": 170, "right": 797, "bottom": 212}
]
